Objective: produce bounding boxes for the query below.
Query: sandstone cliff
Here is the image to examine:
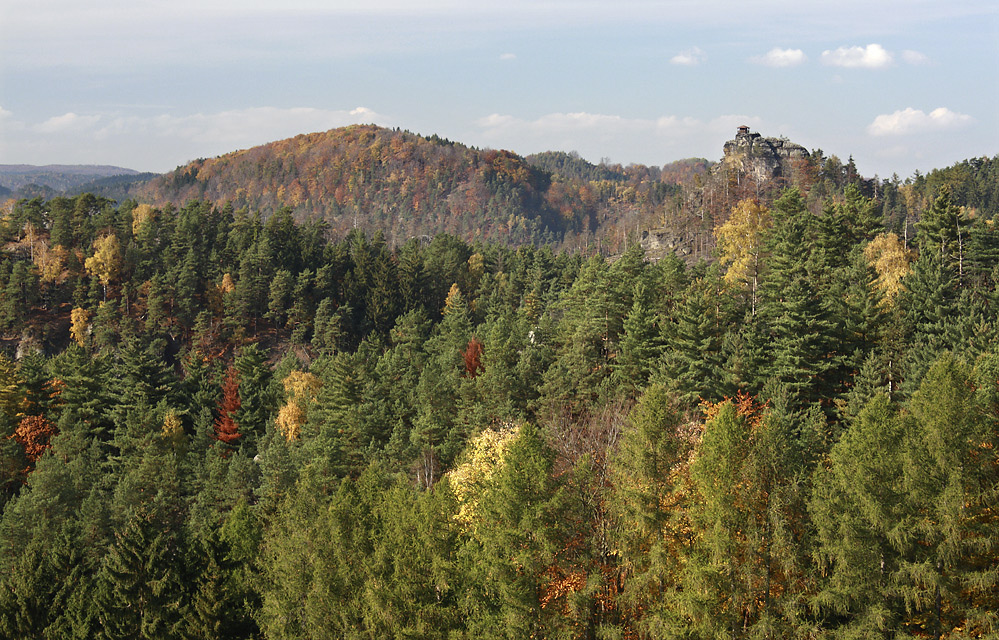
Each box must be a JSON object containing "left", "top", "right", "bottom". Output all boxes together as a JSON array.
[{"left": 721, "top": 126, "right": 809, "bottom": 180}]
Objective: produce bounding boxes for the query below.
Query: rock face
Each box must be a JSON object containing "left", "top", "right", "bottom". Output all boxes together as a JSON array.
[
  {"left": 639, "top": 127, "right": 811, "bottom": 264},
  {"left": 721, "top": 126, "right": 808, "bottom": 179},
  {"left": 640, "top": 228, "right": 695, "bottom": 262}
]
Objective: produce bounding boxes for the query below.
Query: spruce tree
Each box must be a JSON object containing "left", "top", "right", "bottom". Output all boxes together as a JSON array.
[
  {"left": 92, "top": 503, "right": 187, "bottom": 640},
  {"left": 661, "top": 275, "right": 730, "bottom": 405},
  {"left": 613, "top": 278, "right": 663, "bottom": 397}
]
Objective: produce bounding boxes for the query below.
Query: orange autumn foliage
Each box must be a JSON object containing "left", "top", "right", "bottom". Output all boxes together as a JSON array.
[
  {"left": 462, "top": 337, "right": 484, "bottom": 378},
  {"left": 700, "top": 390, "right": 767, "bottom": 430},
  {"left": 13, "top": 415, "right": 58, "bottom": 463}
]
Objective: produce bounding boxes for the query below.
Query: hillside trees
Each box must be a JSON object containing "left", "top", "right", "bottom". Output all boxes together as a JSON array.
[
  {"left": 812, "top": 354, "right": 999, "bottom": 638},
  {"left": 1, "top": 174, "right": 998, "bottom": 640}
]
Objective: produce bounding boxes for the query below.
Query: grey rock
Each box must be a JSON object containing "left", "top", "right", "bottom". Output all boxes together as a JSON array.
[{"left": 721, "top": 127, "right": 808, "bottom": 180}]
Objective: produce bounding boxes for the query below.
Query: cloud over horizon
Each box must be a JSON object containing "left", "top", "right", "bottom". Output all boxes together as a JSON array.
[
  {"left": 901, "top": 50, "right": 929, "bottom": 65},
  {"left": 472, "top": 111, "right": 764, "bottom": 165},
  {"left": 867, "top": 107, "right": 974, "bottom": 136},
  {"left": 35, "top": 112, "right": 102, "bottom": 134},
  {"left": 2, "top": 106, "right": 393, "bottom": 171}
]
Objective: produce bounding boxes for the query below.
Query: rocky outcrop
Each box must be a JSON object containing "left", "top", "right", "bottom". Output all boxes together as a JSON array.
[
  {"left": 721, "top": 127, "right": 808, "bottom": 179},
  {"left": 641, "top": 228, "right": 693, "bottom": 260},
  {"left": 639, "top": 127, "right": 811, "bottom": 264}
]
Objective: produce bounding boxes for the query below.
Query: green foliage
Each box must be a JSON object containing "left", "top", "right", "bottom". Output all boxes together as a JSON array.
[
  {"left": 610, "top": 385, "right": 691, "bottom": 637},
  {"left": 1, "top": 156, "right": 997, "bottom": 639}
]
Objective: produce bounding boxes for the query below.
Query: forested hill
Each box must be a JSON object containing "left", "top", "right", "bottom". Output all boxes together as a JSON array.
[
  {"left": 2, "top": 179, "right": 999, "bottom": 638},
  {"left": 134, "top": 125, "right": 684, "bottom": 249}
]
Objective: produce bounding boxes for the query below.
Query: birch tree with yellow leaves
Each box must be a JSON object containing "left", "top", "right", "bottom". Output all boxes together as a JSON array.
[
  {"left": 84, "top": 234, "right": 121, "bottom": 301},
  {"left": 714, "top": 199, "right": 771, "bottom": 315}
]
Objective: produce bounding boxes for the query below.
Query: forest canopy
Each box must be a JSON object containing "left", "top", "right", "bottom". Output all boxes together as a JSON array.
[{"left": 0, "top": 145, "right": 998, "bottom": 639}]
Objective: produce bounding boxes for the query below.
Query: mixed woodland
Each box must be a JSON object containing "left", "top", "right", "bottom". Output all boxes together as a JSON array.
[{"left": 0, "top": 130, "right": 998, "bottom": 639}]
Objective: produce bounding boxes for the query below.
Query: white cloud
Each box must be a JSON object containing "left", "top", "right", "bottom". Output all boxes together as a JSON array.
[
  {"left": 670, "top": 47, "right": 705, "bottom": 66},
  {"left": 81, "top": 106, "right": 390, "bottom": 146},
  {"left": 902, "top": 49, "right": 929, "bottom": 65},
  {"left": 821, "top": 43, "right": 893, "bottom": 68},
  {"left": 499, "top": 52, "right": 516, "bottom": 60},
  {"left": 2, "top": 106, "right": 392, "bottom": 170},
  {"left": 751, "top": 47, "right": 807, "bottom": 67},
  {"left": 867, "top": 107, "right": 974, "bottom": 136},
  {"left": 34, "top": 112, "right": 102, "bottom": 134}
]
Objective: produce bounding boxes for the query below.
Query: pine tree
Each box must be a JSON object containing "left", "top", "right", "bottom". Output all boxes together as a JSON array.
[
  {"left": 413, "top": 284, "right": 473, "bottom": 471},
  {"left": 232, "top": 344, "right": 276, "bottom": 450},
  {"left": 366, "top": 246, "right": 400, "bottom": 336},
  {"left": 266, "top": 269, "right": 294, "bottom": 328},
  {"left": 899, "top": 251, "right": 963, "bottom": 394},
  {"left": 48, "top": 345, "right": 111, "bottom": 461},
  {"left": 757, "top": 188, "right": 837, "bottom": 409},
  {"left": 917, "top": 188, "right": 970, "bottom": 281},
  {"left": 185, "top": 499, "right": 261, "bottom": 639},
  {"left": 459, "top": 423, "right": 573, "bottom": 639}
]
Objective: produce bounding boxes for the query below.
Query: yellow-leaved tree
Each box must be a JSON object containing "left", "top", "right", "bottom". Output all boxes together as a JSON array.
[
  {"left": 443, "top": 282, "right": 464, "bottom": 315},
  {"left": 33, "top": 240, "right": 67, "bottom": 285},
  {"left": 714, "top": 199, "right": 771, "bottom": 314},
  {"left": 84, "top": 234, "right": 122, "bottom": 300},
  {"left": 275, "top": 371, "right": 322, "bottom": 441},
  {"left": 161, "top": 411, "right": 186, "bottom": 451},
  {"left": 70, "top": 307, "right": 91, "bottom": 347},
  {"left": 446, "top": 423, "right": 521, "bottom": 532},
  {"left": 131, "top": 203, "right": 156, "bottom": 236},
  {"left": 863, "top": 232, "right": 914, "bottom": 307},
  {"left": 0, "top": 354, "right": 22, "bottom": 419}
]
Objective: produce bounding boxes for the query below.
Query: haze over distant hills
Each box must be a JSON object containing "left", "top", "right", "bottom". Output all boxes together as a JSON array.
[{"left": 0, "top": 164, "right": 139, "bottom": 190}]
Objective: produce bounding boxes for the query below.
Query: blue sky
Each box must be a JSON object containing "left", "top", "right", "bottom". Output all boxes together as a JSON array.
[{"left": 2, "top": 0, "right": 997, "bottom": 179}]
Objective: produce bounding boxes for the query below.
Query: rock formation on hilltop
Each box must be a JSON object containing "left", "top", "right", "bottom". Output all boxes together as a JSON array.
[
  {"left": 640, "top": 127, "right": 811, "bottom": 264},
  {"left": 721, "top": 126, "right": 809, "bottom": 180}
]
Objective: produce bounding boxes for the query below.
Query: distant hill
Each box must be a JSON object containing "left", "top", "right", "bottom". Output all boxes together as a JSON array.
[
  {"left": 659, "top": 158, "right": 713, "bottom": 184},
  {"left": 0, "top": 164, "right": 141, "bottom": 193},
  {"left": 135, "top": 125, "right": 682, "bottom": 247},
  {"left": 525, "top": 151, "right": 627, "bottom": 182},
  {"left": 65, "top": 172, "right": 159, "bottom": 199}
]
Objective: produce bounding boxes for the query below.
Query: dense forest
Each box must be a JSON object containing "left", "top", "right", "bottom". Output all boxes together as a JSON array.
[{"left": 0, "top": 142, "right": 998, "bottom": 639}]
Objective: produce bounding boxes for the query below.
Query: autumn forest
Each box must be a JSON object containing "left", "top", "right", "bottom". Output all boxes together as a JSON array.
[{"left": 0, "top": 126, "right": 998, "bottom": 639}]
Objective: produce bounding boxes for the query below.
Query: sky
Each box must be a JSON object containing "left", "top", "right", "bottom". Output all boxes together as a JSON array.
[{"left": 1, "top": 0, "right": 997, "bottom": 180}]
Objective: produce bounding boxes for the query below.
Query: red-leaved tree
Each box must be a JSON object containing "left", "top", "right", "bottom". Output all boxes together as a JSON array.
[
  {"left": 462, "top": 337, "right": 484, "bottom": 378},
  {"left": 213, "top": 365, "right": 242, "bottom": 453}
]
